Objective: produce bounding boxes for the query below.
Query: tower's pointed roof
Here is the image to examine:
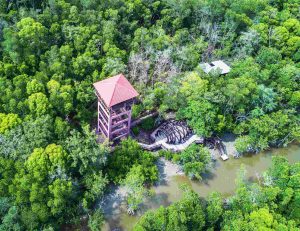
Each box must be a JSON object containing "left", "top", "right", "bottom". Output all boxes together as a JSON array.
[{"left": 93, "top": 74, "right": 139, "bottom": 107}]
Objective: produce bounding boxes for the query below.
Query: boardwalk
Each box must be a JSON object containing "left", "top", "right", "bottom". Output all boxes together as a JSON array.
[{"left": 138, "top": 134, "right": 204, "bottom": 152}]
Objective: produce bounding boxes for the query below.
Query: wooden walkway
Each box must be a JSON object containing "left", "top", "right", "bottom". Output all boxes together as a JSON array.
[
  {"left": 132, "top": 114, "right": 229, "bottom": 160},
  {"left": 139, "top": 134, "right": 229, "bottom": 161},
  {"left": 138, "top": 134, "right": 204, "bottom": 152}
]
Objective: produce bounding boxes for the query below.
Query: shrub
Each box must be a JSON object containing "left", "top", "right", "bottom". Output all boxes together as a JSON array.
[
  {"left": 122, "top": 165, "right": 151, "bottom": 214},
  {"left": 158, "top": 150, "right": 173, "bottom": 160},
  {"left": 172, "top": 154, "right": 181, "bottom": 163},
  {"left": 88, "top": 209, "right": 104, "bottom": 231},
  {"left": 179, "top": 144, "right": 211, "bottom": 180},
  {"left": 134, "top": 186, "right": 205, "bottom": 230},
  {"left": 140, "top": 117, "right": 155, "bottom": 131},
  {"left": 132, "top": 104, "right": 143, "bottom": 119},
  {"left": 235, "top": 135, "right": 253, "bottom": 154},
  {"left": 107, "top": 138, "right": 158, "bottom": 184},
  {"left": 132, "top": 126, "right": 140, "bottom": 136}
]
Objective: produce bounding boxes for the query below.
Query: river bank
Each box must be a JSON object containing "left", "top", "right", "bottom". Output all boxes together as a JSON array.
[
  {"left": 100, "top": 134, "right": 239, "bottom": 230},
  {"left": 99, "top": 158, "right": 183, "bottom": 214},
  {"left": 101, "top": 141, "right": 299, "bottom": 231},
  {"left": 99, "top": 157, "right": 184, "bottom": 231}
]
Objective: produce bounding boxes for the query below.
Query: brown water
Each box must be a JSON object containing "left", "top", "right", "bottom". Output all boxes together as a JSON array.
[{"left": 102, "top": 144, "right": 300, "bottom": 231}]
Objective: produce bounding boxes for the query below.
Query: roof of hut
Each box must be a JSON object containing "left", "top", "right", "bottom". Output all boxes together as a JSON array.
[{"left": 199, "top": 60, "right": 230, "bottom": 74}]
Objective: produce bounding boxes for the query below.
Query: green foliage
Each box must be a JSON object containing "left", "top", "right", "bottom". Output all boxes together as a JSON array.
[
  {"left": 0, "top": 202, "right": 22, "bottom": 231},
  {"left": 135, "top": 157, "right": 300, "bottom": 230},
  {"left": 179, "top": 72, "right": 209, "bottom": 101},
  {"left": 256, "top": 47, "right": 282, "bottom": 67},
  {"left": 0, "top": 120, "right": 109, "bottom": 229},
  {"left": 107, "top": 138, "right": 158, "bottom": 184},
  {"left": 0, "top": 113, "right": 22, "bottom": 134},
  {"left": 235, "top": 111, "right": 299, "bottom": 152},
  {"left": 0, "top": 116, "right": 55, "bottom": 160},
  {"left": 64, "top": 125, "right": 108, "bottom": 175},
  {"left": 158, "top": 150, "right": 174, "bottom": 161},
  {"left": 47, "top": 80, "right": 74, "bottom": 116},
  {"left": 206, "top": 192, "right": 223, "bottom": 227},
  {"left": 0, "top": 0, "right": 299, "bottom": 229},
  {"left": 0, "top": 158, "right": 16, "bottom": 197},
  {"left": 177, "top": 99, "right": 218, "bottom": 137},
  {"left": 172, "top": 154, "right": 181, "bottom": 163},
  {"left": 88, "top": 209, "right": 105, "bottom": 231},
  {"left": 132, "top": 104, "right": 143, "bottom": 119},
  {"left": 17, "top": 17, "right": 48, "bottom": 55},
  {"left": 122, "top": 165, "right": 152, "bottom": 214},
  {"left": 54, "top": 117, "right": 71, "bottom": 140},
  {"left": 132, "top": 126, "right": 140, "bottom": 136},
  {"left": 159, "top": 145, "right": 211, "bottom": 180},
  {"left": 27, "top": 79, "right": 45, "bottom": 95},
  {"left": 28, "top": 92, "right": 50, "bottom": 117},
  {"left": 223, "top": 74, "right": 258, "bottom": 114},
  {"left": 179, "top": 144, "right": 211, "bottom": 180},
  {"left": 82, "top": 172, "right": 108, "bottom": 209},
  {"left": 234, "top": 135, "right": 253, "bottom": 154},
  {"left": 140, "top": 117, "right": 155, "bottom": 131},
  {"left": 9, "top": 144, "right": 73, "bottom": 228},
  {"left": 170, "top": 72, "right": 220, "bottom": 136},
  {"left": 134, "top": 185, "right": 206, "bottom": 231}
]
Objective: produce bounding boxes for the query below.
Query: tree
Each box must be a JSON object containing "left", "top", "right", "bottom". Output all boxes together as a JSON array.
[
  {"left": 26, "top": 79, "right": 45, "bottom": 95},
  {"left": 0, "top": 158, "right": 16, "bottom": 197},
  {"left": 0, "top": 116, "right": 55, "bottom": 160},
  {"left": 54, "top": 117, "right": 71, "bottom": 140},
  {"left": 107, "top": 138, "right": 158, "bottom": 184},
  {"left": 134, "top": 186, "right": 206, "bottom": 231},
  {"left": 122, "top": 165, "right": 151, "bottom": 215},
  {"left": 248, "top": 208, "right": 277, "bottom": 230},
  {"left": 64, "top": 125, "right": 109, "bottom": 175},
  {"left": 268, "top": 156, "right": 290, "bottom": 190},
  {"left": 177, "top": 99, "right": 218, "bottom": 137},
  {"left": 235, "top": 111, "right": 299, "bottom": 152},
  {"left": 271, "top": 26, "right": 289, "bottom": 49},
  {"left": 0, "top": 113, "right": 21, "bottom": 134},
  {"left": 237, "top": 29, "right": 261, "bottom": 57},
  {"left": 179, "top": 144, "right": 211, "bottom": 180},
  {"left": 10, "top": 144, "right": 73, "bottom": 229},
  {"left": 82, "top": 172, "right": 108, "bottom": 209},
  {"left": 47, "top": 81, "right": 74, "bottom": 116},
  {"left": 28, "top": 92, "right": 50, "bottom": 117},
  {"left": 128, "top": 51, "right": 151, "bottom": 87},
  {"left": 179, "top": 72, "right": 208, "bottom": 101},
  {"left": 253, "top": 84, "right": 277, "bottom": 113},
  {"left": 133, "top": 206, "right": 167, "bottom": 231},
  {"left": 206, "top": 192, "right": 223, "bottom": 227},
  {"left": 17, "top": 17, "right": 48, "bottom": 57},
  {"left": 223, "top": 207, "right": 298, "bottom": 231},
  {"left": 88, "top": 209, "right": 105, "bottom": 231},
  {"left": 290, "top": 91, "right": 300, "bottom": 107},
  {"left": 234, "top": 135, "right": 253, "bottom": 154},
  {"left": 64, "top": 125, "right": 109, "bottom": 209},
  {"left": 223, "top": 75, "right": 258, "bottom": 114},
  {"left": 256, "top": 47, "right": 282, "bottom": 67},
  {"left": 0, "top": 203, "right": 22, "bottom": 231}
]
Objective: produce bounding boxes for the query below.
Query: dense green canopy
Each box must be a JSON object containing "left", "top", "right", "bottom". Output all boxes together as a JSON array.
[{"left": 0, "top": 0, "right": 299, "bottom": 229}]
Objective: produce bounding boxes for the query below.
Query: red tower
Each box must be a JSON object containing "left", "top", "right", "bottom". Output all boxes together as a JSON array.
[{"left": 93, "top": 74, "right": 139, "bottom": 141}]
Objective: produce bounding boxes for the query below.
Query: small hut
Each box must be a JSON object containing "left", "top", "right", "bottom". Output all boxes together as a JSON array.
[
  {"left": 93, "top": 74, "right": 139, "bottom": 141},
  {"left": 199, "top": 60, "right": 230, "bottom": 75}
]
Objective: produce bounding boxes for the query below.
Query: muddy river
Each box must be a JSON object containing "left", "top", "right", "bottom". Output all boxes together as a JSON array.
[{"left": 102, "top": 144, "right": 300, "bottom": 231}]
